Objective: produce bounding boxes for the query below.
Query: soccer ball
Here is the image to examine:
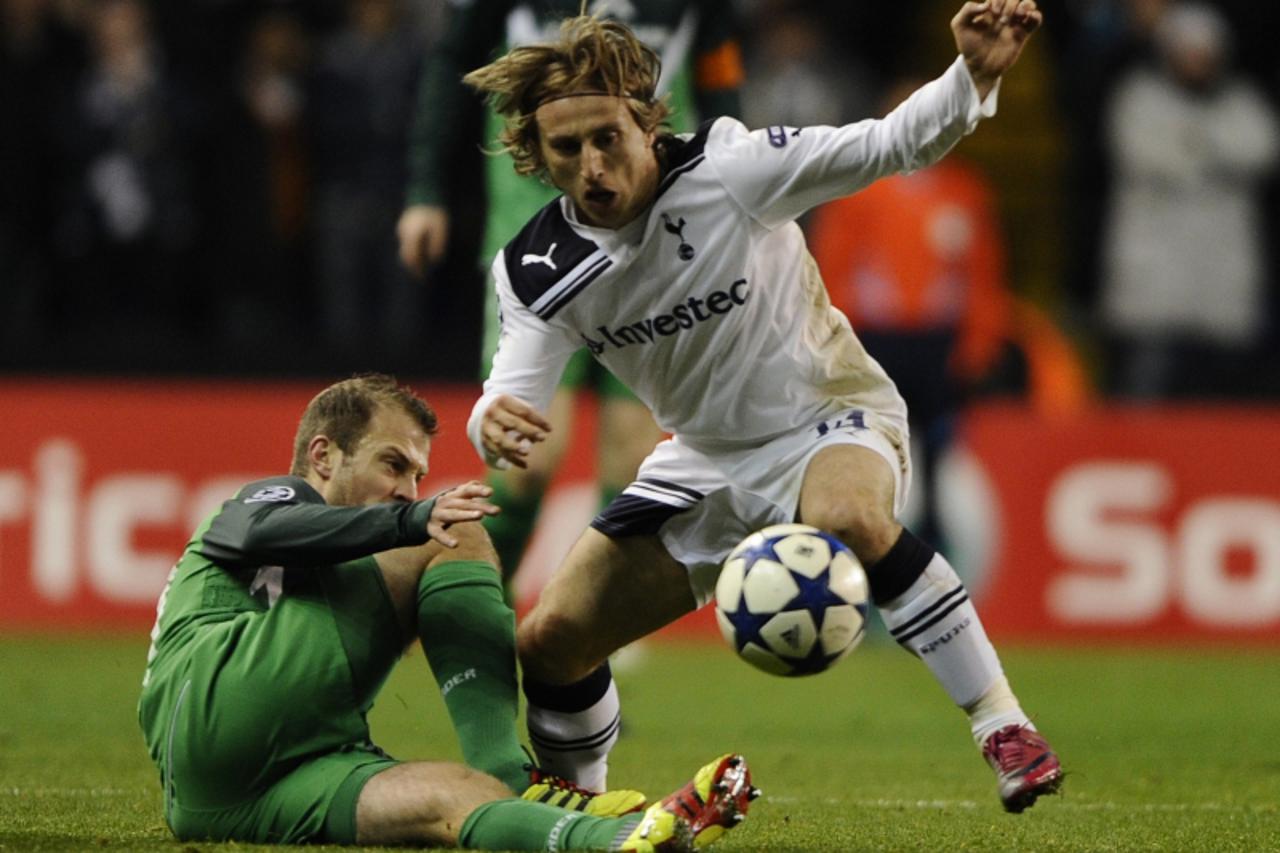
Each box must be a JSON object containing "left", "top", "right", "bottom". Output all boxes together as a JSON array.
[{"left": 714, "top": 524, "right": 869, "bottom": 676}]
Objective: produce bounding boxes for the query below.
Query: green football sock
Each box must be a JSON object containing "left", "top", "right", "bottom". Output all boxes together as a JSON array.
[
  {"left": 417, "top": 561, "right": 528, "bottom": 793},
  {"left": 459, "top": 798, "right": 641, "bottom": 851},
  {"left": 481, "top": 476, "right": 543, "bottom": 589}
]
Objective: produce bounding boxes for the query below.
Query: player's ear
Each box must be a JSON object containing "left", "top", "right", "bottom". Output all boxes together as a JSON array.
[
  {"left": 527, "top": 119, "right": 546, "bottom": 169},
  {"left": 307, "top": 434, "right": 339, "bottom": 481}
]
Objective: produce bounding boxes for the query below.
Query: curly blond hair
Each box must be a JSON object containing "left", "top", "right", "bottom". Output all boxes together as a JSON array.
[{"left": 462, "top": 16, "right": 672, "bottom": 178}]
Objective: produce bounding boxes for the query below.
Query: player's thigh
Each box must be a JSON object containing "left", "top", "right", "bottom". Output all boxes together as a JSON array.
[
  {"left": 597, "top": 395, "right": 664, "bottom": 488},
  {"left": 797, "top": 443, "right": 901, "bottom": 563},
  {"left": 166, "top": 561, "right": 402, "bottom": 807},
  {"left": 355, "top": 760, "right": 512, "bottom": 847},
  {"left": 375, "top": 543, "right": 434, "bottom": 640},
  {"left": 168, "top": 746, "right": 399, "bottom": 844},
  {"left": 309, "top": 556, "right": 407, "bottom": 703},
  {"left": 518, "top": 528, "right": 696, "bottom": 681}
]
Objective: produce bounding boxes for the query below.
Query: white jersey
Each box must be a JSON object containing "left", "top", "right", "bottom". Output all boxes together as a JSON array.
[{"left": 468, "top": 57, "right": 996, "bottom": 465}]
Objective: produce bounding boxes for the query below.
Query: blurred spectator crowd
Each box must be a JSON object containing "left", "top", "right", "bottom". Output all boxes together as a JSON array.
[{"left": 2, "top": 0, "right": 1279, "bottom": 399}]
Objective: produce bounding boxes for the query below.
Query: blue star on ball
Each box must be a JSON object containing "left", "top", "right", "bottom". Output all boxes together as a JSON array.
[{"left": 724, "top": 538, "right": 856, "bottom": 675}]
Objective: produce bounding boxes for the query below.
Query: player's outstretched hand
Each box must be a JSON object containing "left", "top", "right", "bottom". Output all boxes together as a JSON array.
[
  {"left": 397, "top": 204, "right": 451, "bottom": 277},
  {"left": 480, "top": 394, "right": 553, "bottom": 469},
  {"left": 428, "top": 480, "right": 500, "bottom": 547},
  {"left": 952, "top": 0, "right": 1042, "bottom": 99}
]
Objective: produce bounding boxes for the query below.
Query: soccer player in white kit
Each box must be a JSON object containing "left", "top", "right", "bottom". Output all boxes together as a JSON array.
[{"left": 464, "top": 0, "right": 1063, "bottom": 813}]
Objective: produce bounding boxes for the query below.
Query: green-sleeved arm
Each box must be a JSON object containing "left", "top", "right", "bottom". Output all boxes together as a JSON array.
[
  {"left": 692, "top": 0, "right": 745, "bottom": 121},
  {"left": 405, "top": 0, "right": 516, "bottom": 207},
  {"left": 198, "top": 476, "right": 436, "bottom": 570}
]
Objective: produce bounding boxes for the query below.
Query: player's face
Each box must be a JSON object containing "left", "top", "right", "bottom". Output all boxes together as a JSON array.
[
  {"left": 536, "top": 95, "right": 660, "bottom": 229},
  {"left": 327, "top": 405, "right": 431, "bottom": 507}
]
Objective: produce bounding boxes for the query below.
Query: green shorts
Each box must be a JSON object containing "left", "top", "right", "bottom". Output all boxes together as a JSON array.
[{"left": 138, "top": 557, "right": 404, "bottom": 844}]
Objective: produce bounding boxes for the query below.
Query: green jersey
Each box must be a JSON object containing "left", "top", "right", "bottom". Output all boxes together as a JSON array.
[
  {"left": 137, "top": 475, "right": 436, "bottom": 843},
  {"left": 141, "top": 475, "right": 434, "bottom": 693}
]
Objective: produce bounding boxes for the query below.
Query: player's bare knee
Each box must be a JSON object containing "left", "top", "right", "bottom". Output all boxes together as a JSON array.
[
  {"left": 356, "top": 762, "right": 512, "bottom": 847},
  {"left": 805, "top": 500, "right": 900, "bottom": 565},
  {"left": 458, "top": 764, "right": 518, "bottom": 801},
  {"left": 430, "top": 521, "right": 500, "bottom": 568},
  {"left": 517, "top": 610, "right": 599, "bottom": 683},
  {"left": 515, "top": 613, "right": 558, "bottom": 671}
]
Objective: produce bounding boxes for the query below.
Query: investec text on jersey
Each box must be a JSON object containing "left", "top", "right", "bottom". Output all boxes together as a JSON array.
[{"left": 580, "top": 278, "right": 749, "bottom": 353}]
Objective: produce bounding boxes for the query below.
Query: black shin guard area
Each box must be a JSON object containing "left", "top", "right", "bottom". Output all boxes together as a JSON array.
[
  {"left": 522, "top": 662, "right": 612, "bottom": 713},
  {"left": 867, "top": 529, "right": 936, "bottom": 607}
]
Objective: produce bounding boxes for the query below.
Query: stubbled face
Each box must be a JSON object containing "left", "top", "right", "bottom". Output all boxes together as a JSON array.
[
  {"left": 536, "top": 94, "right": 660, "bottom": 229},
  {"left": 324, "top": 405, "right": 430, "bottom": 507}
]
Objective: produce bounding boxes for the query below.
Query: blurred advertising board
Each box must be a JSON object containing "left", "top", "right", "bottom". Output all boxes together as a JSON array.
[
  {"left": 0, "top": 381, "right": 1277, "bottom": 642},
  {"left": 962, "top": 404, "right": 1280, "bottom": 643}
]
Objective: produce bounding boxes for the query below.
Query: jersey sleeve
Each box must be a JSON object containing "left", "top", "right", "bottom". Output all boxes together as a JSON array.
[
  {"left": 467, "top": 253, "right": 580, "bottom": 467},
  {"left": 708, "top": 57, "right": 997, "bottom": 230},
  {"left": 198, "top": 477, "right": 435, "bottom": 570},
  {"left": 405, "top": 0, "right": 514, "bottom": 207}
]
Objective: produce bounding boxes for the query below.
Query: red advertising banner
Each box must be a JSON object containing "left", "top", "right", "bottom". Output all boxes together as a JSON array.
[
  {"left": 965, "top": 405, "right": 1280, "bottom": 642},
  {"left": 1, "top": 381, "right": 1278, "bottom": 643}
]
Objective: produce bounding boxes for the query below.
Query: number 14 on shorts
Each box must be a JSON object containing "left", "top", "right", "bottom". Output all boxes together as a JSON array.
[{"left": 815, "top": 410, "right": 866, "bottom": 437}]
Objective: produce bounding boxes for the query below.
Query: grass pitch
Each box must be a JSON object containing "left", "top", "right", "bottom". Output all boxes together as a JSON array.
[{"left": 1, "top": 632, "right": 1277, "bottom": 851}]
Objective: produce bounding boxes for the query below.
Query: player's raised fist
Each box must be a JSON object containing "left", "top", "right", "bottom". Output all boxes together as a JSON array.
[{"left": 952, "top": 0, "right": 1042, "bottom": 99}]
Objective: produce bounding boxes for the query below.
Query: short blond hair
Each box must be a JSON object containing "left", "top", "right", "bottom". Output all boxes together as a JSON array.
[
  {"left": 289, "top": 374, "right": 437, "bottom": 476},
  {"left": 463, "top": 16, "right": 671, "bottom": 178}
]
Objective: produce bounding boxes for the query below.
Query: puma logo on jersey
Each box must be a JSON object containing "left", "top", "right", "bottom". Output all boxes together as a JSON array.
[
  {"left": 660, "top": 212, "right": 696, "bottom": 261},
  {"left": 521, "top": 243, "right": 558, "bottom": 270},
  {"left": 580, "top": 278, "right": 749, "bottom": 352}
]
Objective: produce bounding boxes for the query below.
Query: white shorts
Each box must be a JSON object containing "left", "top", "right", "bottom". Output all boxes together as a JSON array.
[{"left": 591, "top": 408, "right": 911, "bottom": 607}]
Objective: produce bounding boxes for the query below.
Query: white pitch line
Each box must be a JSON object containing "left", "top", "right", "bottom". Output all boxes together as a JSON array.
[{"left": 763, "top": 796, "right": 1275, "bottom": 814}]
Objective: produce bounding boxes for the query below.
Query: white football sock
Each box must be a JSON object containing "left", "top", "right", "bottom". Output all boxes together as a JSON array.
[
  {"left": 526, "top": 678, "right": 620, "bottom": 791},
  {"left": 877, "top": 553, "right": 1025, "bottom": 733},
  {"left": 964, "top": 674, "right": 1031, "bottom": 746}
]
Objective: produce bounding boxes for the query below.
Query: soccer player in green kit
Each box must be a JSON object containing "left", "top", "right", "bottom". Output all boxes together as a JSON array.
[
  {"left": 397, "top": 0, "right": 745, "bottom": 591},
  {"left": 138, "top": 374, "right": 755, "bottom": 850}
]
